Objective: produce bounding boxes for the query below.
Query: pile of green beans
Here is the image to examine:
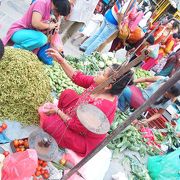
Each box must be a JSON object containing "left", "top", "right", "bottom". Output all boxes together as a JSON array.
[{"left": 0, "top": 47, "right": 52, "bottom": 125}]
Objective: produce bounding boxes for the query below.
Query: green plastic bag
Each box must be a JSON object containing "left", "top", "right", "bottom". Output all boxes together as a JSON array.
[{"left": 147, "top": 148, "right": 180, "bottom": 180}]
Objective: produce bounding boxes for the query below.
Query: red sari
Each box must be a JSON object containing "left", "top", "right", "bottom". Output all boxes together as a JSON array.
[{"left": 39, "top": 71, "right": 117, "bottom": 157}]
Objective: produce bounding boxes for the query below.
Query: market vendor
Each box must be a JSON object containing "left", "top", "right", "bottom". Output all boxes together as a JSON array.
[
  {"left": 0, "top": 39, "right": 4, "bottom": 59},
  {"left": 2, "top": 0, "right": 71, "bottom": 51},
  {"left": 118, "top": 76, "right": 180, "bottom": 124},
  {"left": 39, "top": 48, "right": 133, "bottom": 157}
]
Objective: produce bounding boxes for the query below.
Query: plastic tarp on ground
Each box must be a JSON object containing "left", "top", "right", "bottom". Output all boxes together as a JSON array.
[{"left": 147, "top": 147, "right": 180, "bottom": 180}]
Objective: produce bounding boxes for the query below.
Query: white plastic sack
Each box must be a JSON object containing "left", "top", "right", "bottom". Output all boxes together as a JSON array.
[{"left": 68, "top": 0, "right": 99, "bottom": 24}]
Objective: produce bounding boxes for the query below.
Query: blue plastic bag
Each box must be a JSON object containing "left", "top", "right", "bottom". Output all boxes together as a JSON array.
[{"left": 37, "top": 43, "right": 53, "bottom": 65}]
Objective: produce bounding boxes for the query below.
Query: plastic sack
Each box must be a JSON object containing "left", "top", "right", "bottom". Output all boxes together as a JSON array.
[
  {"left": 147, "top": 147, "right": 180, "bottom": 180},
  {"left": 2, "top": 149, "right": 38, "bottom": 180},
  {"left": 50, "top": 32, "right": 63, "bottom": 52},
  {"left": 37, "top": 43, "right": 53, "bottom": 65},
  {"left": 118, "top": 23, "right": 130, "bottom": 41},
  {"left": 148, "top": 44, "right": 160, "bottom": 59}
]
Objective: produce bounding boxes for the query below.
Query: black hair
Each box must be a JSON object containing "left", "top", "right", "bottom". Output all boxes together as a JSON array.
[
  {"left": 172, "top": 21, "right": 179, "bottom": 30},
  {"left": 0, "top": 39, "right": 4, "bottom": 60},
  {"left": 108, "top": 64, "right": 134, "bottom": 95},
  {"left": 167, "top": 13, "right": 173, "bottom": 20},
  {"left": 142, "top": 1, "right": 148, "bottom": 7},
  {"left": 173, "top": 33, "right": 180, "bottom": 39},
  {"left": 52, "top": 0, "right": 71, "bottom": 16},
  {"left": 146, "top": 35, "right": 154, "bottom": 45},
  {"left": 154, "top": 82, "right": 180, "bottom": 105}
]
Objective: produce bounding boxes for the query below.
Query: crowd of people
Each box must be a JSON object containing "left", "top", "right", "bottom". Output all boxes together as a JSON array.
[{"left": 0, "top": 0, "right": 179, "bottom": 156}]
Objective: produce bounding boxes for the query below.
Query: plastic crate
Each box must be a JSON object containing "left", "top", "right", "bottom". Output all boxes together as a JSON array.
[{"left": 145, "top": 108, "right": 176, "bottom": 129}]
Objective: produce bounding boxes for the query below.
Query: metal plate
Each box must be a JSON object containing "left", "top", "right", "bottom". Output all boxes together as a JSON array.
[
  {"left": 28, "top": 129, "right": 59, "bottom": 162},
  {"left": 77, "top": 104, "right": 110, "bottom": 134}
]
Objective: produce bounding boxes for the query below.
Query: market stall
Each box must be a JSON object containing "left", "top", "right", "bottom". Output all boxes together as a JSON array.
[{"left": 0, "top": 46, "right": 179, "bottom": 179}]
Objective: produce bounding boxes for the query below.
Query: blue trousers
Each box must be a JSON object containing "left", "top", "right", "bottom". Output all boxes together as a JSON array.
[
  {"left": 80, "top": 18, "right": 117, "bottom": 56},
  {"left": 11, "top": 29, "right": 47, "bottom": 51},
  {"left": 118, "top": 87, "right": 132, "bottom": 112}
]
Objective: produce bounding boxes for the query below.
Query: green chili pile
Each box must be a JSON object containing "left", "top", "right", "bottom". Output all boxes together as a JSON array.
[{"left": 0, "top": 47, "right": 52, "bottom": 125}]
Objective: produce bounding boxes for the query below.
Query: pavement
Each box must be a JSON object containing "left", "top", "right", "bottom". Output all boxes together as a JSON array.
[{"left": 0, "top": 1, "right": 129, "bottom": 180}]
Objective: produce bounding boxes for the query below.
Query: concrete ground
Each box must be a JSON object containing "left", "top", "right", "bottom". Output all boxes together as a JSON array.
[{"left": 0, "top": 1, "right": 129, "bottom": 179}]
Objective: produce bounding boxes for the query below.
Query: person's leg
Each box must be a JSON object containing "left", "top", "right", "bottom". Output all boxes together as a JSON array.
[
  {"left": 83, "top": 19, "right": 117, "bottom": 56},
  {"left": 61, "top": 21, "right": 84, "bottom": 44},
  {"left": 97, "top": 31, "right": 118, "bottom": 52},
  {"left": 11, "top": 29, "right": 47, "bottom": 51},
  {"left": 80, "top": 18, "right": 107, "bottom": 51}
]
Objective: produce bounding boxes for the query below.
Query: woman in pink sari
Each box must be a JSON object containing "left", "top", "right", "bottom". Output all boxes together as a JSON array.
[
  {"left": 39, "top": 48, "right": 133, "bottom": 157},
  {"left": 2, "top": 0, "right": 70, "bottom": 51}
]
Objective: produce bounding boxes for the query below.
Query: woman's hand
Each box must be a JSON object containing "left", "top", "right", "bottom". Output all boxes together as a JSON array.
[
  {"left": 140, "top": 119, "right": 148, "bottom": 125},
  {"left": 44, "top": 107, "right": 58, "bottom": 116},
  {"left": 49, "top": 22, "right": 59, "bottom": 31},
  {"left": 46, "top": 48, "right": 64, "bottom": 63}
]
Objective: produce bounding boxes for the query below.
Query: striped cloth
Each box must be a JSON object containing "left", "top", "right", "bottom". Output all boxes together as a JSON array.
[{"left": 105, "top": 0, "right": 122, "bottom": 25}]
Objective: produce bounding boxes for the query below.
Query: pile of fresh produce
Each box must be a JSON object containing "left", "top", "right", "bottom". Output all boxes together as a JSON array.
[
  {"left": 45, "top": 61, "right": 83, "bottom": 95},
  {"left": 122, "top": 156, "right": 151, "bottom": 180},
  {"left": 47, "top": 53, "right": 152, "bottom": 96},
  {"left": 134, "top": 68, "right": 152, "bottom": 89},
  {"left": 160, "top": 122, "right": 180, "bottom": 150},
  {"left": 0, "top": 47, "right": 52, "bottom": 125},
  {"left": 109, "top": 111, "right": 129, "bottom": 132},
  {"left": 108, "top": 125, "right": 161, "bottom": 157},
  {"left": 45, "top": 52, "right": 118, "bottom": 96}
]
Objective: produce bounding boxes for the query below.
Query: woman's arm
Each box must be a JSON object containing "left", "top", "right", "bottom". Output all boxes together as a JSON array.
[
  {"left": 45, "top": 107, "right": 70, "bottom": 122},
  {"left": 31, "top": 12, "right": 58, "bottom": 30},
  {"left": 46, "top": 48, "right": 75, "bottom": 80},
  {"left": 142, "top": 109, "right": 164, "bottom": 124},
  {"left": 134, "top": 76, "right": 162, "bottom": 84}
]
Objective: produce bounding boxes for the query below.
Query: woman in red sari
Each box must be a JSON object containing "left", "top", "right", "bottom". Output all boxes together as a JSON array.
[{"left": 39, "top": 48, "right": 133, "bottom": 157}]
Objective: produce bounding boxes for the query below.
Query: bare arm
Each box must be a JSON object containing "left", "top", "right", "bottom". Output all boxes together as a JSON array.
[
  {"left": 46, "top": 48, "right": 75, "bottom": 80},
  {"left": 134, "top": 76, "right": 162, "bottom": 84},
  {"left": 31, "top": 12, "right": 58, "bottom": 30},
  {"left": 143, "top": 109, "right": 164, "bottom": 124}
]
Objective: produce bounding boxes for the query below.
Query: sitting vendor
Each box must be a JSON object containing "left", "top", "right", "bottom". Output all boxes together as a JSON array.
[
  {"left": 39, "top": 48, "right": 133, "bottom": 157},
  {"left": 0, "top": 39, "right": 4, "bottom": 60},
  {"left": 2, "top": 0, "right": 71, "bottom": 51},
  {"left": 118, "top": 76, "right": 180, "bottom": 124}
]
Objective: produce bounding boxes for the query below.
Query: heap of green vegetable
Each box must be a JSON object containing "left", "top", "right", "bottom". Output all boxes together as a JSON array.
[
  {"left": 47, "top": 52, "right": 153, "bottom": 96},
  {"left": 134, "top": 68, "right": 152, "bottom": 89},
  {"left": 45, "top": 52, "right": 118, "bottom": 95},
  {"left": 45, "top": 61, "right": 83, "bottom": 95},
  {"left": 0, "top": 47, "right": 52, "bottom": 125},
  {"left": 108, "top": 125, "right": 161, "bottom": 157},
  {"left": 160, "top": 122, "right": 180, "bottom": 150},
  {"left": 122, "top": 156, "right": 151, "bottom": 180}
]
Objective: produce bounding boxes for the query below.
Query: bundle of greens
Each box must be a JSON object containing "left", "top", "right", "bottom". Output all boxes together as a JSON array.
[
  {"left": 0, "top": 47, "right": 52, "bottom": 125},
  {"left": 108, "top": 125, "right": 161, "bottom": 157}
]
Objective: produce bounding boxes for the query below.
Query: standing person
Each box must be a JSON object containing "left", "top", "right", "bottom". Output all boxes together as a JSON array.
[
  {"left": 39, "top": 48, "right": 133, "bottom": 156},
  {"left": 79, "top": 0, "right": 123, "bottom": 56},
  {"left": 60, "top": 0, "right": 100, "bottom": 44},
  {"left": 2, "top": 0, "right": 71, "bottom": 52},
  {"left": 71, "top": 2, "right": 104, "bottom": 45}
]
